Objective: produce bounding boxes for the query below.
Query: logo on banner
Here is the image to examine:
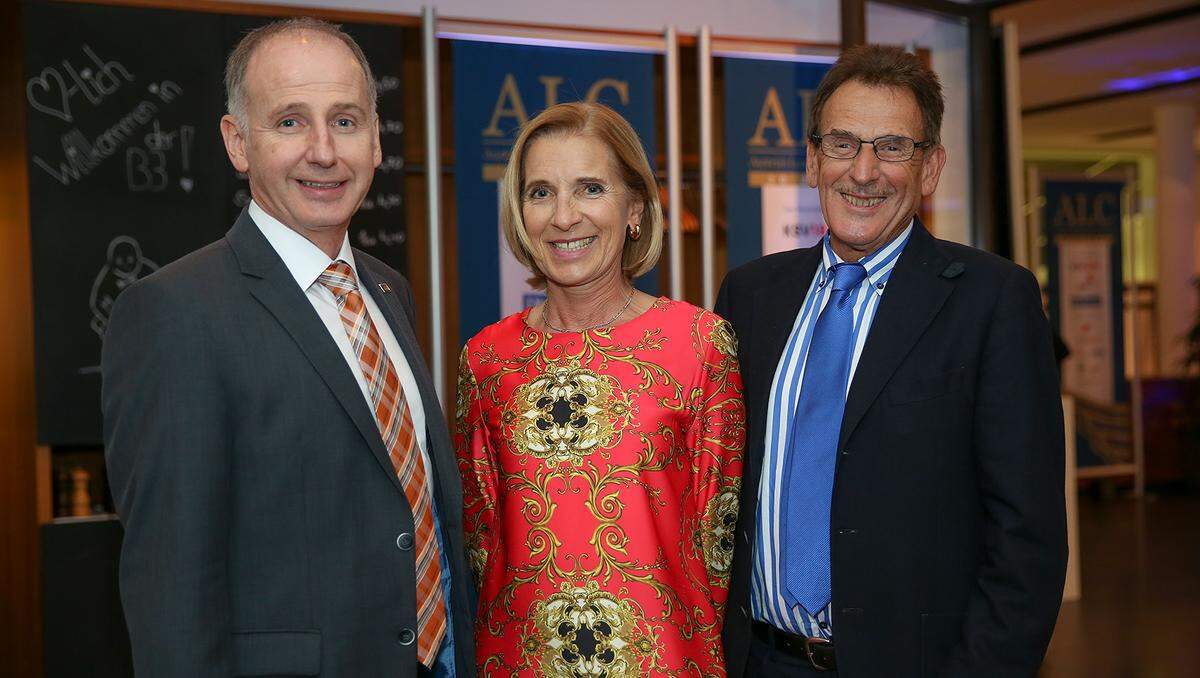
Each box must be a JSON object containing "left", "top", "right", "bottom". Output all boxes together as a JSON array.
[
  {"left": 745, "top": 86, "right": 815, "bottom": 187},
  {"left": 1051, "top": 191, "right": 1119, "bottom": 231},
  {"left": 480, "top": 73, "right": 631, "bottom": 181}
]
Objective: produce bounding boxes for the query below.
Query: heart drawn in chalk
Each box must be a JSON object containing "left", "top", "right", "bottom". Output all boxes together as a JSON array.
[
  {"left": 26, "top": 68, "right": 73, "bottom": 123},
  {"left": 179, "top": 177, "right": 194, "bottom": 192}
]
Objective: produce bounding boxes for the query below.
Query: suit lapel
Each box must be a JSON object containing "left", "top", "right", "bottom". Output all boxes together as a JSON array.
[
  {"left": 838, "top": 223, "right": 956, "bottom": 448},
  {"left": 742, "top": 246, "right": 821, "bottom": 489},
  {"left": 225, "top": 212, "right": 408, "bottom": 497},
  {"left": 355, "top": 259, "right": 449, "bottom": 444},
  {"left": 355, "top": 257, "right": 463, "bottom": 528},
  {"left": 751, "top": 247, "right": 822, "bottom": 410}
]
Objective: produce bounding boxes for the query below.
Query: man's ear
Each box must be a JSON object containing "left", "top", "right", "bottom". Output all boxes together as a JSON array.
[
  {"left": 806, "top": 140, "right": 820, "bottom": 188},
  {"left": 372, "top": 114, "right": 382, "bottom": 168},
  {"left": 921, "top": 144, "right": 947, "bottom": 197},
  {"left": 220, "top": 114, "right": 250, "bottom": 173}
]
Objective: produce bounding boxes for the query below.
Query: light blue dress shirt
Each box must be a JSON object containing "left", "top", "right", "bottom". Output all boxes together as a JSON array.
[{"left": 750, "top": 224, "right": 913, "bottom": 639}]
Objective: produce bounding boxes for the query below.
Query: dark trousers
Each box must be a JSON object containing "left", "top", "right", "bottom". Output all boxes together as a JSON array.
[{"left": 747, "top": 628, "right": 839, "bottom": 676}]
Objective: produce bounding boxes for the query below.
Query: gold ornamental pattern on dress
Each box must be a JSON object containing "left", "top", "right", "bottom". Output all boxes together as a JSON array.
[
  {"left": 510, "top": 358, "right": 629, "bottom": 466},
  {"left": 317, "top": 261, "right": 447, "bottom": 666},
  {"left": 455, "top": 298, "right": 746, "bottom": 677}
]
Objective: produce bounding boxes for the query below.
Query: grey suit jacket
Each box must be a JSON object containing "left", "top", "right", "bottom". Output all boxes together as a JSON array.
[{"left": 102, "top": 209, "right": 476, "bottom": 677}]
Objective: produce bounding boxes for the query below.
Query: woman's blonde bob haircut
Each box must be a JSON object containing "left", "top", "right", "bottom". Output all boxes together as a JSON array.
[{"left": 499, "top": 102, "right": 663, "bottom": 290}]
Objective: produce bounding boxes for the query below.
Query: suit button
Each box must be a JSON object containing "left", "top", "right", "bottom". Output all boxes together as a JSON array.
[
  {"left": 837, "top": 528, "right": 858, "bottom": 536},
  {"left": 840, "top": 448, "right": 850, "bottom": 456},
  {"left": 396, "top": 532, "right": 414, "bottom": 550},
  {"left": 398, "top": 628, "right": 416, "bottom": 645}
]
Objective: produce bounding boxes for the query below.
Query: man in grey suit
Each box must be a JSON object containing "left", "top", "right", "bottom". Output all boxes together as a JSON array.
[{"left": 102, "top": 18, "right": 475, "bottom": 677}]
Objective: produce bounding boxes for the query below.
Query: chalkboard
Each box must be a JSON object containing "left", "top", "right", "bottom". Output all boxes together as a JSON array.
[{"left": 24, "top": 1, "right": 408, "bottom": 444}]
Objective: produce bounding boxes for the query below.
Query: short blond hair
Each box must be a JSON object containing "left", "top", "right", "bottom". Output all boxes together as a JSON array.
[{"left": 499, "top": 102, "right": 663, "bottom": 289}]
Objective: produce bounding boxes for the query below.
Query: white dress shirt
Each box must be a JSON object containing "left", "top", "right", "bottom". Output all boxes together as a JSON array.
[
  {"left": 249, "top": 201, "right": 431, "bottom": 470},
  {"left": 250, "top": 202, "right": 456, "bottom": 672}
]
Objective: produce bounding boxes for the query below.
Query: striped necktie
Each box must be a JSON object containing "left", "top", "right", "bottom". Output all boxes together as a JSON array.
[{"left": 317, "top": 261, "right": 447, "bottom": 666}]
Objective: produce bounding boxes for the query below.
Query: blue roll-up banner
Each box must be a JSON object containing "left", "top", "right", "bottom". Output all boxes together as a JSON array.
[
  {"left": 1043, "top": 179, "right": 1126, "bottom": 403},
  {"left": 723, "top": 57, "right": 832, "bottom": 270},
  {"left": 453, "top": 39, "right": 656, "bottom": 341},
  {"left": 1042, "top": 178, "right": 1128, "bottom": 470}
]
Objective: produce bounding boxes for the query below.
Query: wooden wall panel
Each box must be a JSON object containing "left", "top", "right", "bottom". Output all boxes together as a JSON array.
[{"left": 1, "top": 1, "right": 43, "bottom": 674}]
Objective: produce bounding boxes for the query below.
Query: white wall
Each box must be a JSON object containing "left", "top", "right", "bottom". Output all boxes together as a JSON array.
[{"left": 220, "top": 0, "right": 841, "bottom": 44}]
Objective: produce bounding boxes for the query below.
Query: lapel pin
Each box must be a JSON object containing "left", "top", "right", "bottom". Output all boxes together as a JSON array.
[{"left": 378, "top": 282, "right": 393, "bottom": 294}]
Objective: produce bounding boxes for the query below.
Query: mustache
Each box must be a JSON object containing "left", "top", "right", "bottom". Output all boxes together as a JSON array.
[{"left": 833, "top": 183, "right": 894, "bottom": 198}]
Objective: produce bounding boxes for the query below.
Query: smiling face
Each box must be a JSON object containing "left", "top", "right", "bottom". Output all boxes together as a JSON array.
[
  {"left": 220, "top": 30, "right": 381, "bottom": 246},
  {"left": 806, "top": 80, "right": 945, "bottom": 261},
  {"left": 520, "top": 133, "right": 644, "bottom": 293}
]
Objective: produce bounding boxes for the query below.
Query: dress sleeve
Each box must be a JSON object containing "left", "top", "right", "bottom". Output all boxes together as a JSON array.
[
  {"left": 454, "top": 344, "right": 499, "bottom": 591},
  {"left": 686, "top": 311, "right": 746, "bottom": 616}
]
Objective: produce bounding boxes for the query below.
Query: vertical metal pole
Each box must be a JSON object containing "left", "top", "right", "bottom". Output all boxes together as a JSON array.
[
  {"left": 422, "top": 6, "right": 445, "bottom": 403},
  {"left": 698, "top": 25, "right": 715, "bottom": 309},
  {"left": 665, "top": 25, "right": 683, "bottom": 300},
  {"left": 1002, "top": 21, "right": 1029, "bottom": 269},
  {"left": 969, "top": 8, "right": 996, "bottom": 251},
  {"left": 1125, "top": 183, "right": 1145, "bottom": 498}
]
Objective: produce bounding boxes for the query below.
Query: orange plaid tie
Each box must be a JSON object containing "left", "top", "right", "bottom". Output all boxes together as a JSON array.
[{"left": 317, "top": 261, "right": 447, "bottom": 666}]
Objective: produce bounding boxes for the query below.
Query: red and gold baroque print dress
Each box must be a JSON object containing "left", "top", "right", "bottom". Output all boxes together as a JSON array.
[{"left": 455, "top": 298, "right": 745, "bottom": 677}]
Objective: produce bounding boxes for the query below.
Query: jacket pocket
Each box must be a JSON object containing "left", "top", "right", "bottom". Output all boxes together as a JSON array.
[
  {"left": 920, "top": 613, "right": 964, "bottom": 677},
  {"left": 232, "top": 629, "right": 321, "bottom": 676},
  {"left": 888, "top": 367, "right": 966, "bottom": 405}
]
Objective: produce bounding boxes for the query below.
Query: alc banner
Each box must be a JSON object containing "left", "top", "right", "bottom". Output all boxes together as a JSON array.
[
  {"left": 453, "top": 40, "right": 656, "bottom": 341},
  {"left": 723, "top": 57, "right": 832, "bottom": 269},
  {"left": 1043, "top": 178, "right": 1129, "bottom": 471},
  {"left": 1043, "top": 179, "right": 1126, "bottom": 405}
]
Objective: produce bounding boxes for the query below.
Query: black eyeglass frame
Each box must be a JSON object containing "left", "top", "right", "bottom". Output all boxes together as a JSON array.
[{"left": 808, "top": 132, "right": 936, "bottom": 162}]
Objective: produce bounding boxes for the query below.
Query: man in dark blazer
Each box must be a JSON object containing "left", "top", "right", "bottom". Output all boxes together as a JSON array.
[
  {"left": 716, "top": 46, "right": 1066, "bottom": 676},
  {"left": 102, "top": 18, "right": 474, "bottom": 677}
]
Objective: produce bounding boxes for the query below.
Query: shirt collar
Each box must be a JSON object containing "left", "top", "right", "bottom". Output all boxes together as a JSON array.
[
  {"left": 816, "top": 219, "right": 914, "bottom": 297},
  {"left": 249, "top": 200, "right": 357, "bottom": 290}
]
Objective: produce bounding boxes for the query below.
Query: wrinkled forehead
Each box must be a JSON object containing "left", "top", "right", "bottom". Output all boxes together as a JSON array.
[{"left": 819, "top": 81, "right": 924, "bottom": 139}]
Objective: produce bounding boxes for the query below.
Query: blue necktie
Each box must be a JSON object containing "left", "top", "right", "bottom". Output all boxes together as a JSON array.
[{"left": 782, "top": 261, "right": 868, "bottom": 616}]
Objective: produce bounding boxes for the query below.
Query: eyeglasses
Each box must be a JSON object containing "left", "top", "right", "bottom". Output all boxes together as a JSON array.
[{"left": 809, "top": 132, "right": 934, "bottom": 162}]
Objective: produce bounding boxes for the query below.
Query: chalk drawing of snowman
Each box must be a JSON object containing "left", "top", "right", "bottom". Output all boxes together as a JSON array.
[{"left": 90, "top": 235, "right": 159, "bottom": 339}]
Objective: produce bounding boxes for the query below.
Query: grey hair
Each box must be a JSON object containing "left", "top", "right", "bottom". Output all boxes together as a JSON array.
[
  {"left": 224, "top": 17, "right": 379, "bottom": 130},
  {"left": 809, "top": 44, "right": 944, "bottom": 145}
]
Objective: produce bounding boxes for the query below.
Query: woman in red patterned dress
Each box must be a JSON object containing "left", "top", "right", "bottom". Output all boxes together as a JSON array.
[{"left": 454, "top": 102, "right": 745, "bottom": 677}]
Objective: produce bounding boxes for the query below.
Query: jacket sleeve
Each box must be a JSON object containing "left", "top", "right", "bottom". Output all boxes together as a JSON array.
[
  {"left": 102, "top": 279, "right": 233, "bottom": 676},
  {"left": 940, "top": 265, "right": 1067, "bottom": 677}
]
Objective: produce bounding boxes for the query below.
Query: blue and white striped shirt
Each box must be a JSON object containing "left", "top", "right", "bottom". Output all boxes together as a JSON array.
[{"left": 751, "top": 223, "right": 913, "bottom": 639}]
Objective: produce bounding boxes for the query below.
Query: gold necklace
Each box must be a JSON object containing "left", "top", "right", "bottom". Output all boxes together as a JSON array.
[{"left": 543, "top": 289, "right": 635, "bottom": 333}]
